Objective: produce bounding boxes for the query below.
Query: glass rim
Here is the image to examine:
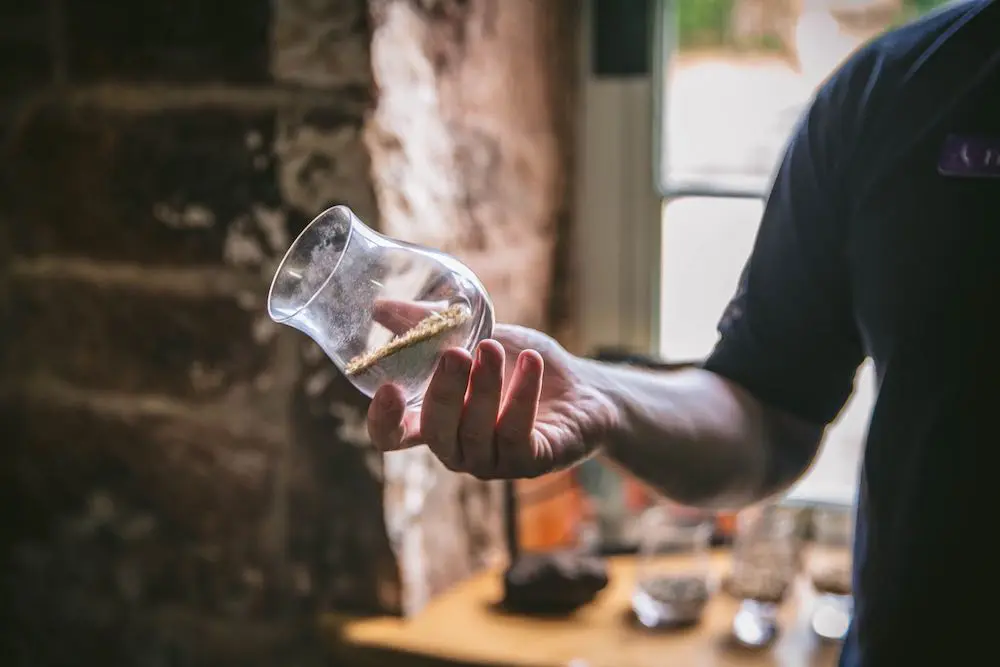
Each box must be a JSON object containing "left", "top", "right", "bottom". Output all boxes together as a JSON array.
[
  {"left": 640, "top": 504, "right": 714, "bottom": 525},
  {"left": 638, "top": 506, "right": 715, "bottom": 544},
  {"left": 266, "top": 204, "right": 358, "bottom": 324}
]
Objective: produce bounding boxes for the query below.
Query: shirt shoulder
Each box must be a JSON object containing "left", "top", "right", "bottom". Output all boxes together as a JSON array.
[
  {"left": 824, "top": 2, "right": 990, "bottom": 109},
  {"left": 810, "top": 1, "right": 993, "bottom": 190}
]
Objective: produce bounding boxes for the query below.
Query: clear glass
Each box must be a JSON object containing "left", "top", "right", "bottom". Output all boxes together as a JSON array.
[
  {"left": 809, "top": 505, "right": 855, "bottom": 641},
  {"left": 267, "top": 205, "right": 494, "bottom": 408},
  {"left": 729, "top": 504, "right": 800, "bottom": 604},
  {"left": 632, "top": 505, "right": 714, "bottom": 629},
  {"left": 727, "top": 504, "right": 801, "bottom": 648}
]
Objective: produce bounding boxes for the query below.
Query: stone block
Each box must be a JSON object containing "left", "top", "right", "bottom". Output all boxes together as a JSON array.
[
  {"left": 0, "top": 398, "right": 324, "bottom": 665},
  {"left": 274, "top": 105, "right": 377, "bottom": 221},
  {"left": 272, "top": 0, "right": 372, "bottom": 89},
  {"left": 0, "top": 0, "right": 52, "bottom": 96},
  {"left": 1, "top": 606, "right": 329, "bottom": 667},
  {"left": 4, "top": 278, "right": 275, "bottom": 399},
  {"left": 0, "top": 400, "right": 281, "bottom": 611},
  {"left": 63, "top": 0, "right": 272, "bottom": 83},
  {"left": 4, "top": 104, "right": 288, "bottom": 266}
]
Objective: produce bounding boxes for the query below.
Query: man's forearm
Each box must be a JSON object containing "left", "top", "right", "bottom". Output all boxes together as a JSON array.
[{"left": 579, "top": 361, "right": 823, "bottom": 510}]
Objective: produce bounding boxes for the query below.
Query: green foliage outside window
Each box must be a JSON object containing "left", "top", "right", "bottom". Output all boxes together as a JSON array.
[
  {"left": 673, "top": 0, "right": 956, "bottom": 50},
  {"left": 675, "top": 0, "right": 735, "bottom": 49},
  {"left": 903, "top": 0, "right": 953, "bottom": 13},
  {"left": 890, "top": 0, "right": 956, "bottom": 28}
]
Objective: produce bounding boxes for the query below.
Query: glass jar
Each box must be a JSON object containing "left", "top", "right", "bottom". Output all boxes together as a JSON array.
[
  {"left": 809, "top": 505, "right": 854, "bottom": 641},
  {"left": 726, "top": 504, "right": 801, "bottom": 647},
  {"left": 729, "top": 504, "right": 800, "bottom": 604},
  {"left": 631, "top": 505, "right": 714, "bottom": 629}
]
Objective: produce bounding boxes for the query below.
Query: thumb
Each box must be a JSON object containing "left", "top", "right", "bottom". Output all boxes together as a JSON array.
[{"left": 367, "top": 384, "right": 422, "bottom": 451}]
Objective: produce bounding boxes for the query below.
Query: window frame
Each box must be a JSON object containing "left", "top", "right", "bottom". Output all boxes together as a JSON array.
[
  {"left": 572, "top": 0, "right": 766, "bottom": 359},
  {"left": 656, "top": 0, "right": 776, "bottom": 202},
  {"left": 571, "top": 0, "right": 662, "bottom": 357}
]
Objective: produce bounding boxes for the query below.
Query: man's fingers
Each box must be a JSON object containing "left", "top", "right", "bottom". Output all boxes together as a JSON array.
[
  {"left": 370, "top": 331, "right": 550, "bottom": 482},
  {"left": 457, "top": 341, "right": 505, "bottom": 475},
  {"left": 372, "top": 299, "right": 448, "bottom": 335},
  {"left": 420, "top": 348, "right": 474, "bottom": 468},
  {"left": 368, "top": 384, "right": 421, "bottom": 451},
  {"left": 495, "top": 350, "right": 544, "bottom": 462}
]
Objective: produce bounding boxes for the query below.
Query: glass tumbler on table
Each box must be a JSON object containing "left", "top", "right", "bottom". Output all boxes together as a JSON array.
[
  {"left": 809, "top": 505, "right": 855, "bottom": 641},
  {"left": 728, "top": 504, "right": 801, "bottom": 648},
  {"left": 267, "top": 205, "right": 495, "bottom": 408},
  {"left": 631, "top": 505, "right": 714, "bottom": 629}
]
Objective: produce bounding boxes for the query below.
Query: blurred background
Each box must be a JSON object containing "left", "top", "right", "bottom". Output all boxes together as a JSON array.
[{"left": 0, "top": 1, "right": 953, "bottom": 666}]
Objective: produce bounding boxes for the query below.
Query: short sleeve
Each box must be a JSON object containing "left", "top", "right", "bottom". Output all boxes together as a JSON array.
[{"left": 702, "top": 65, "right": 866, "bottom": 426}]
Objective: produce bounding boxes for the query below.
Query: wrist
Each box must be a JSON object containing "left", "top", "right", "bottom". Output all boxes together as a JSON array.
[{"left": 566, "top": 355, "right": 631, "bottom": 447}]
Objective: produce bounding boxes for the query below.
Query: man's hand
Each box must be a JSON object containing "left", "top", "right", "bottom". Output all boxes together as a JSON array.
[{"left": 366, "top": 300, "right": 620, "bottom": 479}]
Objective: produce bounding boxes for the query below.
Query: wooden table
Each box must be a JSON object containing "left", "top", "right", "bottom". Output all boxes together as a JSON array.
[{"left": 322, "top": 552, "right": 845, "bottom": 667}]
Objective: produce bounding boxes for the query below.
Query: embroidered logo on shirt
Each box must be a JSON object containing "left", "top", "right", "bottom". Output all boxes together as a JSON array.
[{"left": 937, "top": 134, "right": 1000, "bottom": 178}]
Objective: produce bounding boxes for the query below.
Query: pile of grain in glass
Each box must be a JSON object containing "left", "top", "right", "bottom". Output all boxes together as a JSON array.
[
  {"left": 635, "top": 573, "right": 711, "bottom": 624},
  {"left": 810, "top": 563, "right": 852, "bottom": 596},
  {"left": 727, "top": 543, "right": 797, "bottom": 604}
]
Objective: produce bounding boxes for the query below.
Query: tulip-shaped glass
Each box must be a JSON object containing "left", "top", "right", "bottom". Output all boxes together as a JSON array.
[
  {"left": 267, "top": 205, "right": 494, "bottom": 408},
  {"left": 727, "top": 504, "right": 801, "bottom": 648},
  {"left": 809, "top": 505, "right": 854, "bottom": 641}
]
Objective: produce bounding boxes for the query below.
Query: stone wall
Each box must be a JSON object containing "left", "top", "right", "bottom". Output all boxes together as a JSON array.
[
  {"left": 0, "top": 0, "right": 586, "bottom": 664},
  {"left": 0, "top": 0, "right": 577, "bottom": 667},
  {"left": 0, "top": 1, "right": 383, "bottom": 665}
]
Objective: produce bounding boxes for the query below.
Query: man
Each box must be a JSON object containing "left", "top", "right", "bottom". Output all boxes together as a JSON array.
[{"left": 368, "top": 1, "right": 999, "bottom": 664}]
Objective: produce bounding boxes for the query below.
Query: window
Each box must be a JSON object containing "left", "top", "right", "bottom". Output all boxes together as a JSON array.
[
  {"left": 573, "top": 0, "right": 954, "bottom": 508},
  {"left": 656, "top": 0, "right": 954, "bottom": 505}
]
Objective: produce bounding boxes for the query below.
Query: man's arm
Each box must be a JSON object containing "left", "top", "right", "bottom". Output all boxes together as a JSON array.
[
  {"left": 574, "top": 48, "right": 872, "bottom": 509},
  {"left": 366, "top": 46, "right": 871, "bottom": 496},
  {"left": 578, "top": 363, "right": 823, "bottom": 510}
]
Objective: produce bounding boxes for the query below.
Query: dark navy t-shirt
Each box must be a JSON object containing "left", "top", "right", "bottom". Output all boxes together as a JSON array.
[{"left": 703, "top": 2, "right": 1000, "bottom": 664}]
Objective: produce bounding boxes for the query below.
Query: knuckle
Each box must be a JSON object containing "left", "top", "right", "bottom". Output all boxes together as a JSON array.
[
  {"left": 462, "top": 446, "right": 491, "bottom": 470},
  {"left": 458, "top": 424, "right": 493, "bottom": 449},
  {"left": 424, "top": 390, "right": 460, "bottom": 414},
  {"left": 430, "top": 441, "right": 462, "bottom": 471},
  {"left": 468, "top": 464, "right": 498, "bottom": 481},
  {"left": 493, "top": 426, "right": 523, "bottom": 450},
  {"left": 460, "top": 443, "right": 496, "bottom": 477}
]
